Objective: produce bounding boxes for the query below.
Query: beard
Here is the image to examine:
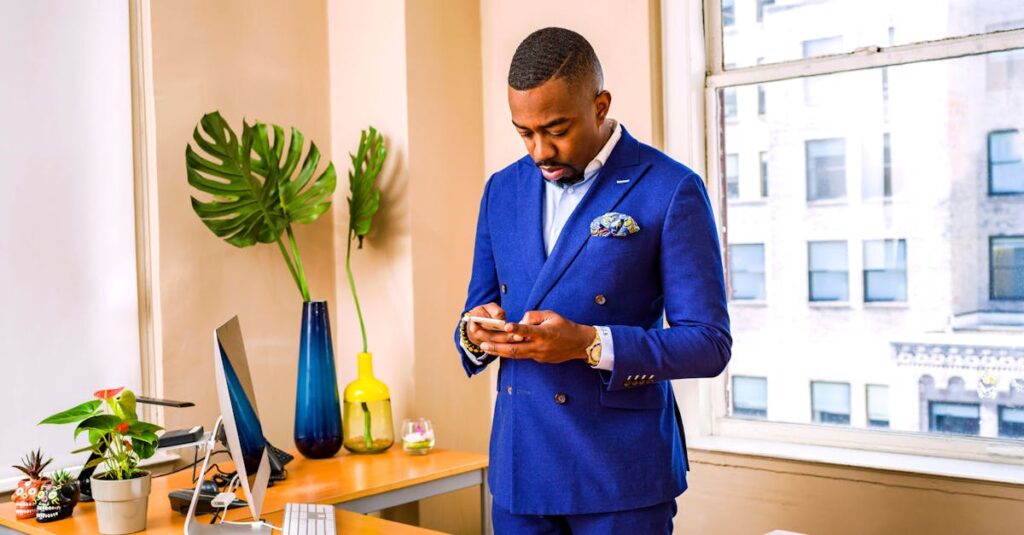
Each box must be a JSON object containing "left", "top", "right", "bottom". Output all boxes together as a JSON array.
[{"left": 535, "top": 160, "right": 585, "bottom": 186}]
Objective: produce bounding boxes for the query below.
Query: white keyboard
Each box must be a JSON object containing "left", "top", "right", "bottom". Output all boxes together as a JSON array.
[{"left": 282, "top": 502, "right": 336, "bottom": 535}]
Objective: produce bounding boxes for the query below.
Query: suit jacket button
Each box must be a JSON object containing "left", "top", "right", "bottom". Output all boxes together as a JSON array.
[
  {"left": 506, "top": 385, "right": 513, "bottom": 395},
  {"left": 554, "top": 393, "right": 567, "bottom": 405},
  {"left": 501, "top": 283, "right": 508, "bottom": 294},
  {"left": 595, "top": 294, "right": 607, "bottom": 305}
]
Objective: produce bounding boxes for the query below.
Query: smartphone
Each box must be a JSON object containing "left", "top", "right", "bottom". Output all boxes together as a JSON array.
[{"left": 466, "top": 315, "right": 507, "bottom": 331}]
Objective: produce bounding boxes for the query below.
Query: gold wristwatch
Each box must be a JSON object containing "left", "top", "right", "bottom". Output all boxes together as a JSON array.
[{"left": 584, "top": 327, "right": 602, "bottom": 367}]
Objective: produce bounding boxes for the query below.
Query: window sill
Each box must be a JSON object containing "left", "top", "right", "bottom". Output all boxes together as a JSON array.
[
  {"left": 688, "top": 435, "right": 1024, "bottom": 485},
  {"left": 806, "top": 198, "right": 848, "bottom": 207},
  {"left": 727, "top": 198, "right": 768, "bottom": 207},
  {"left": 808, "top": 301, "right": 851, "bottom": 309},
  {"left": 729, "top": 300, "right": 767, "bottom": 307},
  {"left": 863, "top": 301, "right": 909, "bottom": 309}
]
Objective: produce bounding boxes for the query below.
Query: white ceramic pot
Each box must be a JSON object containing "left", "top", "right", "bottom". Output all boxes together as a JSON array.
[{"left": 89, "top": 472, "right": 151, "bottom": 535}]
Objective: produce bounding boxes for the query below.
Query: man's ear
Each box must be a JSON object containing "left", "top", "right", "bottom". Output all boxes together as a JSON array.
[{"left": 594, "top": 90, "right": 612, "bottom": 123}]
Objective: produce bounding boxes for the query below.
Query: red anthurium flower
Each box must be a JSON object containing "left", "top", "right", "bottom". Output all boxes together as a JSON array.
[
  {"left": 94, "top": 387, "right": 125, "bottom": 400},
  {"left": 115, "top": 423, "right": 130, "bottom": 433}
]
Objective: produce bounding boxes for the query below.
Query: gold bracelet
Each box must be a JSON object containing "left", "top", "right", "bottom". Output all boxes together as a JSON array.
[{"left": 460, "top": 319, "right": 483, "bottom": 354}]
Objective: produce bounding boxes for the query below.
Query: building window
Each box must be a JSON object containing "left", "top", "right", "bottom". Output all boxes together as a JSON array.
[
  {"left": 866, "top": 385, "right": 890, "bottom": 428},
  {"left": 991, "top": 236, "right": 1024, "bottom": 300},
  {"left": 863, "top": 239, "right": 907, "bottom": 302},
  {"left": 812, "top": 381, "right": 851, "bottom": 425},
  {"left": 988, "top": 129, "right": 1024, "bottom": 194},
  {"left": 730, "top": 244, "right": 765, "bottom": 300},
  {"left": 732, "top": 376, "right": 768, "bottom": 418},
  {"left": 883, "top": 133, "right": 892, "bottom": 196},
  {"left": 808, "top": 241, "right": 848, "bottom": 302},
  {"left": 722, "top": 0, "right": 735, "bottom": 27},
  {"left": 929, "top": 402, "right": 980, "bottom": 436},
  {"left": 806, "top": 138, "right": 846, "bottom": 201},
  {"left": 999, "top": 406, "right": 1024, "bottom": 438},
  {"left": 759, "top": 151, "right": 768, "bottom": 197},
  {"left": 725, "top": 153, "right": 739, "bottom": 199},
  {"left": 758, "top": 85, "right": 766, "bottom": 115},
  {"left": 756, "top": 0, "right": 774, "bottom": 23},
  {"left": 802, "top": 37, "right": 844, "bottom": 104}
]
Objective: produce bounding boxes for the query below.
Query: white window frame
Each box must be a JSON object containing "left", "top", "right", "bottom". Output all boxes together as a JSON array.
[{"left": 663, "top": 0, "right": 1024, "bottom": 476}]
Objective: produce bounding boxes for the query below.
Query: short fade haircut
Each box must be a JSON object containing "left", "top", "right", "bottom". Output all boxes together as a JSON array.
[{"left": 508, "top": 27, "right": 603, "bottom": 93}]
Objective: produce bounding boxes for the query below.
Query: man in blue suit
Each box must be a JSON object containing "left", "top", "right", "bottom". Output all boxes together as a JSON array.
[{"left": 455, "top": 27, "right": 731, "bottom": 533}]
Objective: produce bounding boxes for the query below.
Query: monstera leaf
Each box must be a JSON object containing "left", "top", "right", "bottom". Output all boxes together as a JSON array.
[
  {"left": 347, "top": 126, "right": 386, "bottom": 249},
  {"left": 185, "top": 111, "right": 337, "bottom": 301}
]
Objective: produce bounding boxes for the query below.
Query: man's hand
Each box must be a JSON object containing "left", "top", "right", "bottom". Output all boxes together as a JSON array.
[
  {"left": 465, "top": 302, "right": 519, "bottom": 348},
  {"left": 480, "top": 310, "right": 595, "bottom": 364}
]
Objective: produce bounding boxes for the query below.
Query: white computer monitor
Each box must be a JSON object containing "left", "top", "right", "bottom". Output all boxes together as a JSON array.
[{"left": 185, "top": 316, "right": 272, "bottom": 534}]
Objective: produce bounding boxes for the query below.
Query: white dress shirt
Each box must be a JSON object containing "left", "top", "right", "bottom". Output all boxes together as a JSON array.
[{"left": 464, "top": 120, "right": 622, "bottom": 371}]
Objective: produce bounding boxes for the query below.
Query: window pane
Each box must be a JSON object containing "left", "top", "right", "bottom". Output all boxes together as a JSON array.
[
  {"left": 759, "top": 151, "right": 768, "bottom": 197},
  {"left": 730, "top": 244, "right": 765, "bottom": 300},
  {"left": 929, "top": 402, "right": 980, "bottom": 435},
  {"left": 991, "top": 236, "right": 1024, "bottom": 299},
  {"left": 722, "top": 0, "right": 1024, "bottom": 69},
  {"left": 989, "top": 130, "right": 1024, "bottom": 194},
  {"left": 726, "top": 153, "right": 740, "bottom": 199},
  {"left": 866, "top": 385, "right": 890, "bottom": 428},
  {"left": 1000, "top": 406, "right": 1024, "bottom": 438},
  {"left": 722, "top": 51, "right": 1024, "bottom": 439},
  {"left": 812, "top": 381, "right": 851, "bottom": 424},
  {"left": 732, "top": 375, "right": 768, "bottom": 418},
  {"left": 806, "top": 139, "right": 846, "bottom": 200}
]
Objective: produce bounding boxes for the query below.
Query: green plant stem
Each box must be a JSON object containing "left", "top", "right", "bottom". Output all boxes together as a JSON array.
[
  {"left": 345, "top": 231, "right": 368, "bottom": 353},
  {"left": 285, "top": 225, "right": 311, "bottom": 302},
  {"left": 275, "top": 237, "right": 305, "bottom": 300},
  {"left": 362, "top": 402, "right": 373, "bottom": 449}
]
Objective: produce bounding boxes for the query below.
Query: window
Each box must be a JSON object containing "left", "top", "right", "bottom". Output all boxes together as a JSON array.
[
  {"left": 991, "top": 236, "right": 1024, "bottom": 300},
  {"left": 698, "top": 0, "right": 1024, "bottom": 464},
  {"left": 722, "top": 3, "right": 1024, "bottom": 68},
  {"left": 808, "top": 241, "right": 848, "bottom": 302},
  {"left": 806, "top": 138, "right": 846, "bottom": 201},
  {"left": 863, "top": 239, "right": 907, "bottom": 302},
  {"left": 759, "top": 151, "right": 768, "bottom": 197},
  {"left": 725, "top": 153, "right": 739, "bottom": 199},
  {"left": 929, "top": 402, "right": 980, "bottom": 436},
  {"left": 866, "top": 385, "right": 890, "bottom": 428},
  {"left": 732, "top": 376, "right": 768, "bottom": 418},
  {"left": 730, "top": 244, "right": 765, "bottom": 300},
  {"left": 999, "top": 406, "right": 1024, "bottom": 438},
  {"left": 988, "top": 129, "right": 1024, "bottom": 194},
  {"left": 812, "top": 381, "right": 851, "bottom": 425},
  {"left": 757, "top": 85, "right": 766, "bottom": 115},
  {"left": 756, "top": 0, "right": 774, "bottom": 23}
]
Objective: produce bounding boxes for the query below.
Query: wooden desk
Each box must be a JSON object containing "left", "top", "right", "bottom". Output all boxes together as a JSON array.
[{"left": 0, "top": 448, "right": 489, "bottom": 535}]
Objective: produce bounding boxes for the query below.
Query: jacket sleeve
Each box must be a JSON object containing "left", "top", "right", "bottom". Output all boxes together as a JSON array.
[
  {"left": 454, "top": 175, "right": 501, "bottom": 377},
  {"left": 602, "top": 172, "right": 732, "bottom": 390}
]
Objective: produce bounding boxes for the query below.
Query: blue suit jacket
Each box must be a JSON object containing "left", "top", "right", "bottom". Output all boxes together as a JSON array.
[{"left": 455, "top": 127, "right": 731, "bottom": 515}]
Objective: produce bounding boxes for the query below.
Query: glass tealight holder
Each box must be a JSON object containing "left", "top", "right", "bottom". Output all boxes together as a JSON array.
[{"left": 401, "top": 418, "right": 435, "bottom": 455}]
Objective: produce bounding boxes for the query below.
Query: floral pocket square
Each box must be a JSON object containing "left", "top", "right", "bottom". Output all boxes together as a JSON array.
[{"left": 590, "top": 212, "right": 640, "bottom": 238}]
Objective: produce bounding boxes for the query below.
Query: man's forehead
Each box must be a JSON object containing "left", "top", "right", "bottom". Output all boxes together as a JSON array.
[{"left": 508, "top": 79, "right": 579, "bottom": 125}]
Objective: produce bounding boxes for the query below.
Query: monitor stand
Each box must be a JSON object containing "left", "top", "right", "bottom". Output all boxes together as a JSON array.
[{"left": 184, "top": 417, "right": 272, "bottom": 535}]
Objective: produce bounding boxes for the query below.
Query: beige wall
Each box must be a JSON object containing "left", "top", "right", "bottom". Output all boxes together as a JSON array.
[{"left": 149, "top": 0, "right": 336, "bottom": 448}]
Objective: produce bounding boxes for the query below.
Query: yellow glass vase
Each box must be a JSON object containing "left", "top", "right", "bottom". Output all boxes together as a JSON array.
[{"left": 342, "top": 352, "right": 394, "bottom": 453}]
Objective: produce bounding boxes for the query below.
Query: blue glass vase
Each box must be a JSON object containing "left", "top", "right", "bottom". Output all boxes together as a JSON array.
[{"left": 294, "top": 300, "right": 343, "bottom": 458}]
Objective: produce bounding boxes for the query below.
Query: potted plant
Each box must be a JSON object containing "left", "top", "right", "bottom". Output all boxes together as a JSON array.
[
  {"left": 39, "top": 387, "right": 162, "bottom": 534},
  {"left": 185, "top": 111, "right": 387, "bottom": 458},
  {"left": 341, "top": 127, "right": 394, "bottom": 454},
  {"left": 11, "top": 449, "right": 52, "bottom": 519},
  {"left": 35, "top": 469, "right": 81, "bottom": 523}
]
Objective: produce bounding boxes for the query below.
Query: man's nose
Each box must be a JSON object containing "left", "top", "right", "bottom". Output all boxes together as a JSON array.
[{"left": 532, "top": 137, "right": 556, "bottom": 163}]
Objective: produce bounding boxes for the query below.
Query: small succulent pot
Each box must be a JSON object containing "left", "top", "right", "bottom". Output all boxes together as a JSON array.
[
  {"left": 90, "top": 472, "right": 151, "bottom": 534},
  {"left": 13, "top": 478, "right": 48, "bottom": 519},
  {"left": 35, "top": 480, "right": 80, "bottom": 523}
]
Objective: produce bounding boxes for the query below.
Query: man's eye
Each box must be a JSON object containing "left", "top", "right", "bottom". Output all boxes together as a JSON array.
[
  {"left": 518, "top": 131, "right": 531, "bottom": 138},
  {"left": 549, "top": 130, "right": 567, "bottom": 137}
]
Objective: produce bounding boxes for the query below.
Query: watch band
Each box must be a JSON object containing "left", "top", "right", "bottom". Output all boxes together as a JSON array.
[{"left": 585, "top": 328, "right": 602, "bottom": 367}]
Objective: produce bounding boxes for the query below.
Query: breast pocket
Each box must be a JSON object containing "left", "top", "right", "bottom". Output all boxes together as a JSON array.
[{"left": 598, "top": 381, "right": 668, "bottom": 410}]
